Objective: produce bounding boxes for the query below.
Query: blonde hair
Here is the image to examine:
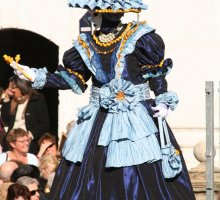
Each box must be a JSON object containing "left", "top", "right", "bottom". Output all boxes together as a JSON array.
[{"left": 39, "top": 155, "right": 58, "bottom": 172}]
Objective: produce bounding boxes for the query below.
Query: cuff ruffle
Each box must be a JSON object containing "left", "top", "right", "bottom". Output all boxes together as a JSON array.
[
  {"left": 155, "top": 91, "right": 179, "bottom": 111},
  {"left": 31, "top": 68, "right": 47, "bottom": 89}
]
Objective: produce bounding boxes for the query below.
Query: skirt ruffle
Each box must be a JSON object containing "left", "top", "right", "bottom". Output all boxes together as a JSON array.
[{"left": 50, "top": 108, "right": 195, "bottom": 200}]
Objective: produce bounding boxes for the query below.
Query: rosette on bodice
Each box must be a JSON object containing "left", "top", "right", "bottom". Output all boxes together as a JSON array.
[{"left": 100, "top": 79, "right": 141, "bottom": 113}]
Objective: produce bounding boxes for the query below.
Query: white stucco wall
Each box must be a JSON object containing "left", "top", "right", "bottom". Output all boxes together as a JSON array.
[
  {"left": 143, "top": 0, "right": 220, "bottom": 129},
  {"left": 0, "top": 0, "right": 219, "bottom": 169}
]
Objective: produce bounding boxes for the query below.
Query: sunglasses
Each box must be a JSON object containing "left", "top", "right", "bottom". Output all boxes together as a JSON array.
[{"left": 30, "top": 189, "right": 40, "bottom": 196}]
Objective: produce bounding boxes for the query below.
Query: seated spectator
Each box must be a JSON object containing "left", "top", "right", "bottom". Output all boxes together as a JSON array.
[
  {"left": 16, "top": 176, "right": 41, "bottom": 200},
  {"left": 0, "top": 160, "right": 23, "bottom": 184},
  {"left": 1, "top": 75, "right": 50, "bottom": 154},
  {"left": 0, "top": 128, "right": 38, "bottom": 166},
  {"left": 37, "top": 133, "right": 59, "bottom": 159},
  {"left": 38, "top": 155, "right": 58, "bottom": 193},
  {"left": 11, "top": 164, "right": 40, "bottom": 183},
  {"left": 0, "top": 182, "right": 14, "bottom": 199},
  {"left": 7, "top": 183, "right": 31, "bottom": 200}
]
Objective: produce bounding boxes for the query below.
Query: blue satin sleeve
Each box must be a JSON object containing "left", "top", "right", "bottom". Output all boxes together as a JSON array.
[
  {"left": 134, "top": 31, "right": 165, "bottom": 66},
  {"left": 133, "top": 32, "right": 172, "bottom": 96},
  {"left": 45, "top": 71, "right": 71, "bottom": 89},
  {"left": 45, "top": 47, "right": 92, "bottom": 93},
  {"left": 134, "top": 32, "right": 173, "bottom": 80},
  {"left": 63, "top": 46, "right": 92, "bottom": 82}
]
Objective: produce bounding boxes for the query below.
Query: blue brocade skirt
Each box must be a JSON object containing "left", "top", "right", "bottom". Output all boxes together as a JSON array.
[{"left": 50, "top": 107, "right": 195, "bottom": 200}]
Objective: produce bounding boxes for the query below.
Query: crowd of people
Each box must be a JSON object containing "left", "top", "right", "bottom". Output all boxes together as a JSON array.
[{"left": 0, "top": 77, "right": 64, "bottom": 200}]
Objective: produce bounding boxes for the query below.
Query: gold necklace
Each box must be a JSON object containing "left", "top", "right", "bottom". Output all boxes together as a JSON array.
[
  {"left": 90, "top": 42, "right": 117, "bottom": 55},
  {"left": 93, "top": 23, "right": 132, "bottom": 47}
]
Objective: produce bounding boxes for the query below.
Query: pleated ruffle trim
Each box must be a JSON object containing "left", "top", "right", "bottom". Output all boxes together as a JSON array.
[
  {"left": 155, "top": 91, "right": 179, "bottom": 111},
  {"left": 62, "top": 101, "right": 162, "bottom": 167},
  {"left": 31, "top": 67, "right": 47, "bottom": 89},
  {"left": 68, "top": 0, "right": 148, "bottom": 11}
]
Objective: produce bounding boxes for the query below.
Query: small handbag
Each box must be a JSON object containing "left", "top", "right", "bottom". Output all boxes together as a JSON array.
[{"left": 158, "top": 117, "right": 183, "bottom": 179}]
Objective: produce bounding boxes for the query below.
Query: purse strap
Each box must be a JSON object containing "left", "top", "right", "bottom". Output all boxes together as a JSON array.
[{"left": 158, "top": 117, "right": 171, "bottom": 148}]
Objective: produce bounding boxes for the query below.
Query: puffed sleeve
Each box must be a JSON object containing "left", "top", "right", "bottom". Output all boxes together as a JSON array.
[
  {"left": 134, "top": 32, "right": 179, "bottom": 110},
  {"left": 134, "top": 31, "right": 173, "bottom": 96},
  {"left": 53, "top": 47, "right": 92, "bottom": 94},
  {"left": 33, "top": 47, "right": 92, "bottom": 94}
]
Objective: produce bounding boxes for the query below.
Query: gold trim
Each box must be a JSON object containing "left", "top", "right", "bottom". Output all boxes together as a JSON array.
[
  {"left": 78, "top": 36, "right": 90, "bottom": 58},
  {"left": 141, "top": 60, "right": 164, "bottom": 69},
  {"left": 90, "top": 42, "right": 117, "bottom": 55},
  {"left": 66, "top": 68, "right": 86, "bottom": 85},
  {"left": 116, "top": 24, "right": 138, "bottom": 68},
  {"left": 95, "top": 8, "right": 141, "bottom": 13}
]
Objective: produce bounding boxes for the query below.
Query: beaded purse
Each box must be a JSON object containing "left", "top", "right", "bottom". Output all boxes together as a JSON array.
[{"left": 158, "top": 117, "right": 183, "bottom": 179}]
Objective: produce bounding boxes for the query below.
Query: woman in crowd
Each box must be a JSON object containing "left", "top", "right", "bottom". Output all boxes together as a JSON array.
[
  {"left": 37, "top": 133, "right": 59, "bottom": 159},
  {"left": 16, "top": 176, "right": 41, "bottom": 200},
  {"left": 0, "top": 128, "right": 38, "bottom": 166},
  {"left": 6, "top": 183, "right": 31, "bottom": 200},
  {"left": 38, "top": 154, "right": 58, "bottom": 193},
  {"left": 1, "top": 76, "right": 50, "bottom": 154}
]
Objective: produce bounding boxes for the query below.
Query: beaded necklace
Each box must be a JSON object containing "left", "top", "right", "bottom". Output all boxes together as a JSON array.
[
  {"left": 93, "top": 23, "right": 132, "bottom": 47},
  {"left": 98, "top": 24, "right": 123, "bottom": 43}
]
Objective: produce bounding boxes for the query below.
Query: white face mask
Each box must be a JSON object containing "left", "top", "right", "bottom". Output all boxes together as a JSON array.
[{"left": 89, "top": 11, "right": 102, "bottom": 30}]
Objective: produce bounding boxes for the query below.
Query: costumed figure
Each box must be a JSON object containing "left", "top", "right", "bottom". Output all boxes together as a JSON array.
[{"left": 8, "top": 0, "right": 195, "bottom": 199}]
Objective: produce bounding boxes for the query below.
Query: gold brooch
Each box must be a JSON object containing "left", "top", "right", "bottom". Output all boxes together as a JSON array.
[{"left": 116, "top": 91, "right": 125, "bottom": 100}]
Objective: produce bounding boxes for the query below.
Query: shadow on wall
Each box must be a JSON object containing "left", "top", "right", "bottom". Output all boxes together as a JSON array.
[{"left": 0, "top": 28, "right": 59, "bottom": 140}]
